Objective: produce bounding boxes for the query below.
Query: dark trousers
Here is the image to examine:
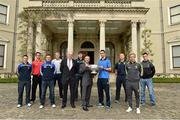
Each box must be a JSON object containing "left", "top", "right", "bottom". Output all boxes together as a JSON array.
[
  {"left": 97, "top": 78, "right": 111, "bottom": 107},
  {"left": 18, "top": 80, "right": 31, "bottom": 105},
  {"left": 115, "top": 76, "right": 127, "bottom": 102},
  {"left": 126, "top": 81, "right": 140, "bottom": 108},
  {"left": 31, "top": 75, "right": 42, "bottom": 101},
  {"left": 40, "top": 80, "right": 55, "bottom": 105},
  {"left": 82, "top": 85, "right": 92, "bottom": 107},
  {"left": 62, "top": 79, "right": 75, "bottom": 106},
  {"left": 54, "top": 74, "right": 63, "bottom": 98},
  {"left": 75, "top": 75, "right": 82, "bottom": 100}
]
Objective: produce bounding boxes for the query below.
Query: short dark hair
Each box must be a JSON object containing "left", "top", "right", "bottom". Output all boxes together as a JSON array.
[
  {"left": 23, "top": 55, "right": 28, "bottom": 57},
  {"left": 142, "top": 52, "right": 148, "bottom": 55},
  {"left": 100, "top": 50, "right": 106, "bottom": 53},
  {"left": 35, "top": 52, "right": 41, "bottom": 55},
  {"left": 46, "top": 54, "right": 51, "bottom": 57}
]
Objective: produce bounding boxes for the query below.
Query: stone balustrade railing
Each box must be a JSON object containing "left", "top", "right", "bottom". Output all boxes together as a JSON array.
[{"left": 42, "top": 0, "right": 132, "bottom": 8}]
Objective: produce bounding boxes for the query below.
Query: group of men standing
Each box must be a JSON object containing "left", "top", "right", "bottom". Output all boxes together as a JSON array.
[{"left": 17, "top": 49, "right": 156, "bottom": 114}]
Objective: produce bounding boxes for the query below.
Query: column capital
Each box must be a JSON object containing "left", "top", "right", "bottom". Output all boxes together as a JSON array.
[
  {"left": 131, "top": 20, "right": 138, "bottom": 28},
  {"left": 139, "top": 20, "right": 146, "bottom": 28},
  {"left": 99, "top": 20, "right": 106, "bottom": 27}
]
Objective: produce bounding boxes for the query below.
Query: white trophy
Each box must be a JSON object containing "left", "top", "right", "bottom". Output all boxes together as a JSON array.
[{"left": 89, "top": 64, "right": 99, "bottom": 75}]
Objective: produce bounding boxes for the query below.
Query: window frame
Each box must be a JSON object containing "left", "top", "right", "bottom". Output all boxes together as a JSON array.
[
  {"left": 0, "top": 41, "right": 7, "bottom": 69},
  {"left": 172, "top": 45, "right": 180, "bottom": 68},
  {"left": 0, "top": 44, "right": 5, "bottom": 67},
  {"left": 0, "top": 3, "right": 10, "bottom": 25},
  {"left": 169, "top": 4, "right": 180, "bottom": 25}
]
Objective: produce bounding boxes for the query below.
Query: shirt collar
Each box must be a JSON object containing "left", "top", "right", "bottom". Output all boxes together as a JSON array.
[{"left": 100, "top": 57, "right": 107, "bottom": 61}]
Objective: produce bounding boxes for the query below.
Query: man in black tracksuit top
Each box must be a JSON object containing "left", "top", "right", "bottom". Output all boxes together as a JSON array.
[
  {"left": 125, "top": 53, "right": 142, "bottom": 114},
  {"left": 115, "top": 53, "right": 127, "bottom": 103},
  {"left": 75, "top": 52, "right": 84, "bottom": 101},
  {"left": 17, "top": 55, "right": 32, "bottom": 108}
]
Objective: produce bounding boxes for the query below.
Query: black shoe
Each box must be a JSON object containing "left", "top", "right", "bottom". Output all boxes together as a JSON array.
[
  {"left": 71, "top": 104, "right": 76, "bottom": 108},
  {"left": 87, "top": 104, "right": 93, "bottom": 107},
  {"left": 61, "top": 104, "right": 66, "bottom": 109},
  {"left": 30, "top": 99, "right": 34, "bottom": 103},
  {"left": 150, "top": 103, "right": 156, "bottom": 106},
  {"left": 83, "top": 106, "right": 89, "bottom": 111}
]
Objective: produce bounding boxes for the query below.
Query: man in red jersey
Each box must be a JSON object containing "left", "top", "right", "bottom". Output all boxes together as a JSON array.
[{"left": 31, "top": 52, "right": 44, "bottom": 103}]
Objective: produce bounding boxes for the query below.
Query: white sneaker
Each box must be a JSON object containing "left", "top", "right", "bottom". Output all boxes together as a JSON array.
[
  {"left": 136, "top": 108, "right": 141, "bottom": 114},
  {"left": 17, "top": 104, "right": 21, "bottom": 108},
  {"left": 27, "top": 103, "right": 31, "bottom": 107},
  {"left": 39, "top": 105, "right": 44, "bottom": 109},
  {"left": 97, "top": 103, "right": 104, "bottom": 108},
  {"left": 126, "top": 107, "right": 132, "bottom": 112},
  {"left": 52, "top": 104, "right": 56, "bottom": 108}
]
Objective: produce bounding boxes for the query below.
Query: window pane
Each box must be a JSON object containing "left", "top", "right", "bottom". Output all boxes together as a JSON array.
[
  {"left": 171, "top": 5, "right": 180, "bottom": 16},
  {"left": 0, "top": 5, "right": 7, "bottom": 14},
  {"left": 172, "top": 45, "right": 180, "bottom": 57},
  {"left": 0, "top": 45, "right": 5, "bottom": 56},
  {"left": 0, "top": 14, "right": 6, "bottom": 23},
  {"left": 0, "top": 57, "right": 4, "bottom": 67},
  {"left": 173, "top": 57, "right": 180, "bottom": 68},
  {"left": 171, "top": 15, "right": 180, "bottom": 24}
]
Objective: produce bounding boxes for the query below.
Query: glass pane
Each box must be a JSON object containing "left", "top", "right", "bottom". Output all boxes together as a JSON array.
[
  {"left": 171, "top": 5, "right": 180, "bottom": 16},
  {"left": 172, "top": 45, "right": 180, "bottom": 57},
  {"left": 0, "top": 57, "right": 4, "bottom": 67},
  {"left": 0, "top": 45, "right": 5, "bottom": 56},
  {"left": 0, "top": 14, "right": 6, "bottom": 23},
  {"left": 173, "top": 57, "right": 180, "bottom": 68},
  {"left": 0, "top": 5, "right": 7, "bottom": 14},
  {"left": 171, "top": 15, "right": 180, "bottom": 24}
]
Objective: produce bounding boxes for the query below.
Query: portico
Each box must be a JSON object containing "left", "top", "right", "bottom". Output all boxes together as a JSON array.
[{"left": 24, "top": 0, "right": 149, "bottom": 67}]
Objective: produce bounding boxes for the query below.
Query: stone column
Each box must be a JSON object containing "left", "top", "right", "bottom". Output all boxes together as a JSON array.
[
  {"left": 35, "top": 21, "right": 42, "bottom": 53},
  {"left": 131, "top": 20, "right": 138, "bottom": 56},
  {"left": 139, "top": 20, "right": 146, "bottom": 61},
  {"left": 27, "top": 20, "right": 33, "bottom": 63},
  {"left": 99, "top": 20, "right": 106, "bottom": 51},
  {"left": 67, "top": 20, "right": 74, "bottom": 52}
]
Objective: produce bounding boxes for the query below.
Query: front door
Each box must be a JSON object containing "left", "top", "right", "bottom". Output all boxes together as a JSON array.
[{"left": 81, "top": 51, "right": 94, "bottom": 64}]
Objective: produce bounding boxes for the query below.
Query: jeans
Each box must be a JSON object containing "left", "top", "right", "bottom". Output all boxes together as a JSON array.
[
  {"left": 97, "top": 78, "right": 111, "bottom": 107},
  {"left": 31, "top": 75, "right": 42, "bottom": 101},
  {"left": 54, "top": 74, "right": 63, "bottom": 98},
  {"left": 140, "top": 78, "right": 155, "bottom": 104},
  {"left": 40, "top": 80, "right": 55, "bottom": 105},
  {"left": 18, "top": 80, "right": 31, "bottom": 105}
]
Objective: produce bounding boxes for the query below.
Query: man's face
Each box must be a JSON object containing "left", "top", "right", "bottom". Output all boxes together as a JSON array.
[
  {"left": 84, "top": 56, "right": 90, "bottom": 63},
  {"left": 55, "top": 53, "right": 60, "bottom": 59},
  {"left": 143, "top": 54, "right": 148, "bottom": 61},
  {"left": 129, "top": 54, "right": 136, "bottom": 62},
  {"left": 36, "top": 53, "right": 41, "bottom": 59},
  {"left": 78, "top": 53, "right": 83, "bottom": 59},
  {"left": 23, "top": 56, "right": 28, "bottom": 63},
  {"left": 66, "top": 51, "right": 73, "bottom": 59},
  {"left": 46, "top": 55, "right": 51, "bottom": 61},
  {"left": 119, "top": 54, "right": 125, "bottom": 61},
  {"left": 100, "top": 51, "right": 106, "bottom": 58}
]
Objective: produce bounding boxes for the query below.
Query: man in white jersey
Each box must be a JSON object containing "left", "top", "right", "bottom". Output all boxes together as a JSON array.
[{"left": 52, "top": 52, "right": 63, "bottom": 98}]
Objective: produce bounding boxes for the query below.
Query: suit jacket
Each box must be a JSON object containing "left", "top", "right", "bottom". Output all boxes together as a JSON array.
[
  {"left": 60, "top": 58, "right": 77, "bottom": 84},
  {"left": 79, "top": 63, "right": 93, "bottom": 86}
]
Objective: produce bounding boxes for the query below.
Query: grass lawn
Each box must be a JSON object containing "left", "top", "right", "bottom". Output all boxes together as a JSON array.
[{"left": 0, "top": 77, "right": 180, "bottom": 83}]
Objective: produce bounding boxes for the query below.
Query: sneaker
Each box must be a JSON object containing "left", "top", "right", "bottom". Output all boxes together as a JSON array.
[
  {"left": 39, "top": 105, "right": 44, "bottom": 109},
  {"left": 106, "top": 106, "right": 110, "bottom": 111},
  {"left": 115, "top": 100, "right": 120, "bottom": 104},
  {"left": 52, "top": 104, "right": 56, "bottom": 108},
  {"left": 27, "top": 103, "right": 31, "bottom": 107},
  {"left": 17, "top": 104, "right": 22, "bottom": 108},
  {"left": 136, "top": 108, "right": 141, "bottom": 114},
  {"left": 150, "top": 103, "right": 156, "bottom": 106},
  {"left": 97, "top": 103, "right": 104, "bottom": 108},
  {"left": 126, "top": 107, "right": 132, "bottom": 113}
]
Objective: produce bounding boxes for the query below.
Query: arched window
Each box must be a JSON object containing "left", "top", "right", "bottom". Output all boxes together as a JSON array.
[
  {"left": 81, "top": 41, "right": 94, "bottom": 48},
  {"left": 60, "top": 41, "right": 67, "bottom": 59}
]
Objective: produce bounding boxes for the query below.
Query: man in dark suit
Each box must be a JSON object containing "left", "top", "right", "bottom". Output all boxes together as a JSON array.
[
  {"left": 60, "top": 51, "right": 77, "bottom": 108},
  {"left": 79, "top": 56, "right": 93, "bottom": 111}
]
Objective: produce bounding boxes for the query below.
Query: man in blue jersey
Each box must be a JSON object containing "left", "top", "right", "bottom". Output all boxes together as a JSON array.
[
  {"left": 97, "top": 50, "right": 112, "bottom": 111},
  {"left": 17, "top": 55, "right": 32, "bottom": 108},
  {"left": 39, "top": 54, "right": 56, "bottom": 109}
]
